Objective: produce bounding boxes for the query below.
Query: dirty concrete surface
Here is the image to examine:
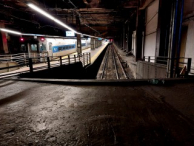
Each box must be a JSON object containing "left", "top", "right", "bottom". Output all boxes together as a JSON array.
[
  {"left": 97, "top": 45, "right": 133, "bottom": 80},
  {"left": 114, "top": 45, "right": 135, "bottom": 79},
  {"left": 0, "top": 80, "right": 194, "bottom": 145}
]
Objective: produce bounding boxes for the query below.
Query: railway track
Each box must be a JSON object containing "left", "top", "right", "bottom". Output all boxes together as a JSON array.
[{"left": 97, "top": 45, "right": 129, "bottom": 80}]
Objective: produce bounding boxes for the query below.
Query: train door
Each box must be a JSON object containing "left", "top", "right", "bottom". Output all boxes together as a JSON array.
[
  {"left": 26, "top": 40, "right": 39, "bottom": 58},
  {"left": 30, "top": 43, "right": 39, "bottom": 53}
]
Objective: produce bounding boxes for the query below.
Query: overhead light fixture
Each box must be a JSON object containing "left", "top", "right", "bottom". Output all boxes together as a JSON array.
[
  {"left": 0, "top": 28, "right": 22, "bottom": 35},
  {"left": 27, "top": 3, "right": 80, "bottom": 34}
]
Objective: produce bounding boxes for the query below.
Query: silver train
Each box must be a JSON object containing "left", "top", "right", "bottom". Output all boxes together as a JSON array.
[{"left": 20, "top": 37, "right": 91, "bottom": 57}]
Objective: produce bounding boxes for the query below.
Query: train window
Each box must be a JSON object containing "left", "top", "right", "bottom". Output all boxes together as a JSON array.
[
  {"left": 20, "top": 44, "right": 26, "bottom": 52},
  {"left": 40, "top": 43, "right": 46, "bottom": 51},
  {"left": 31, "top": 44, "right": 38, "bottom": 51},
  {"left": 58, "top": 47, "right": 62, "bottom": 51}
]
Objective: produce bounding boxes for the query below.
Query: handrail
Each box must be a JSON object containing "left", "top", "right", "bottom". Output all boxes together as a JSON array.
[
  {"left": 144, "top": 56, "right": 191, "bottom": 59},
  {"left": 0, "top": 53, "right": 91, "bottom": 73},
  {"left": 143, "top": 55, "right": 192, "bottom": 77}
]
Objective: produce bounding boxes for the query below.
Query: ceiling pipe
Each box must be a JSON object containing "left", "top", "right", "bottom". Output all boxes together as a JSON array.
[{"left": 68, "top": 0, "right": 100, "bottom": 35}]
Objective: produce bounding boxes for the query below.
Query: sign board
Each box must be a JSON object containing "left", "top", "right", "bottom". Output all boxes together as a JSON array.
[{"left": 66, "top": 31, "right": 75, "bottom": 37}]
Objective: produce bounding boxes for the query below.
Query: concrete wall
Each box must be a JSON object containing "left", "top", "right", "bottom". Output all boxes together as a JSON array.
[
  {"left": 144, "top": 33, "right": 157, "bottom": 58},
  {"left": 182, "top": 0, "right": 194, "bottom": 74},
  {"left": 144, "top": 0, "right": 159, "bottom": 60},
  {"left": 20, "top": 62, "right": 86, "bottom": 79},
  {"left": 128, "top": 59, "right": 167, "bottom": 79},
  {"left": 127, "top": 56, "right": 137, "bottom": 78},
  {"left": 136, "top": 61, "right": 167, "bottom": 79},
  {"left": 185, "top": 21, "right": 194, "bottom": 73}
]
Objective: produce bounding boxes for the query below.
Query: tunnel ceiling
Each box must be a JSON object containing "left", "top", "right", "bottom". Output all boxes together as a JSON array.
[{"left": 0, "top": 0, "right": 139, "bottom": 38}]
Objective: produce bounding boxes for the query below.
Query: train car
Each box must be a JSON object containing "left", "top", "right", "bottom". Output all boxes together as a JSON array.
[{"left": 20, "top": 37, "right": 91, "bottom": 57}]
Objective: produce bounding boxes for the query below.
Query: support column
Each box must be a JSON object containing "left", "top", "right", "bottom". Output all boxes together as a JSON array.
[
  {"left": 167, "top": 0, "right": 184, "bottom": 78},
  {"left": 136, "top": 8, "right": 145, "bottom": 61},
  {"left": 94, "top": 39, "right": 96, "bottom": 48},
  {"left": 95, "top": 39, "right": 97, "bottom": 48},
  {"left": 96, "top": 39, "right": 98, "bottom": 48},
  {"left": 96, "top": 40, "right": 98, "bottom": 48},
  {"left": 77, "top": 34, "right": 82, "bottom": 55},
  {"left": 91, "top": 37, "right": 95, "bottom": 50},
  {"left": 0, "top": 23, "right": 9, "bottom": 54},
  {"left": 122, "top": 26, "right": 125, "bottom": 50}
]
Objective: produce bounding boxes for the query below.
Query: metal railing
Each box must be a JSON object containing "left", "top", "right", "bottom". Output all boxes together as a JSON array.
[
  {"left": 143, "top": 56, "right": 192, "bottom": 77},
  {"left": 0, "top": 53, "right": 91, "bottom": 74},
  {"left": 0, "top": 52, "right": 48, "bottom": 65}
]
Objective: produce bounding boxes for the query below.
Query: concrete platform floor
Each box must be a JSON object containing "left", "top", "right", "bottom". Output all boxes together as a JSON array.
[{"left": 1, "top": 80, "right": 194, "bottom": 145}]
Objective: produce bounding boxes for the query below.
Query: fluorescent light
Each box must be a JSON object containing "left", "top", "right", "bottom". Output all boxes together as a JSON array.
[
  {"left": 28, "top": 3, "right": 55, "bottom": 20},
  {"left": 28, "top": 3, "right": 79, "bottom": 34},
  {"left": 83, "top": 34, "right": 92, "bottom": 37},
  {"left": 22, "top": 33, "right": 45, "bottom": 36},
  {"left": 0, "top": 28, "right": 22, "bottom": 35}
]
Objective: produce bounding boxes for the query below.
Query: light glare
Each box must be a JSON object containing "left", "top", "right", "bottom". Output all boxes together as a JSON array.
[
  {"left": 0, "top": 28, "right": 22, "bottom": 35},
  {"left": 28, "top": 4, "right": 55, "bottom": 20},
  {"left": 28, "top": 3, "right": 78, "bottom": 34}
]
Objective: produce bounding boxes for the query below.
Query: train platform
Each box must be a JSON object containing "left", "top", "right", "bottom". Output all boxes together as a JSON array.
[
  {"left": 62, "top": 42, "right": 108, "bottom": 64},
  {"left": 0, "top": 79, "right": 194, "bottom": 145},
  {"left": 0, "top": 42, "right": 109, "bottom": 79}
]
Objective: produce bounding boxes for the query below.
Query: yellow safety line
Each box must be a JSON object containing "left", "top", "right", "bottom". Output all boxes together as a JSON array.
[
  {"left": 61, "top": 48, "right": 91, "bottom": 59},
  {"left": 91, "top": 43, "right": 108, "bottom": 64}
]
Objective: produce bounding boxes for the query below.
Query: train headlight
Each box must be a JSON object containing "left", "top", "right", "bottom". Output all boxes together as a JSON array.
[
  {"left": 40, "top": 37, "right": 45, "bottom": 41},
  {"left": 20, "top": 37, "right": 24, "bottom": 42}
]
